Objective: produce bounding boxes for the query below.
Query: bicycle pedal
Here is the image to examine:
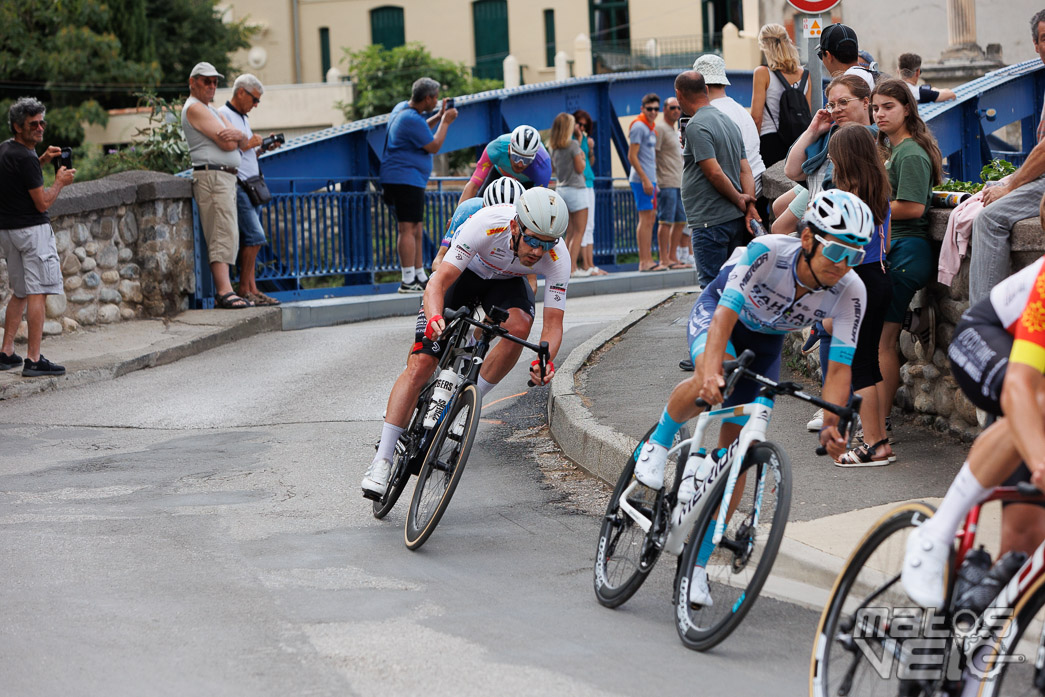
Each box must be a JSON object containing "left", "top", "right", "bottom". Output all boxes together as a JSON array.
[{"left": 361, "top": 487, "right": 382, "bottom": 502}]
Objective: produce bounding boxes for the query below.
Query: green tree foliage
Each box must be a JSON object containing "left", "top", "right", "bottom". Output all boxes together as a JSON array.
[
  {"left": 146, "top": 0, "right": 254, "bottom": 89},
  {"left": 341, "top": 42, "right": 502, "bottom": 120}
]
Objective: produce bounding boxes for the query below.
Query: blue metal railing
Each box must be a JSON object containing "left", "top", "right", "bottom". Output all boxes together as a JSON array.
[{"left": 189, "top": 60, "right": 1045, "bottom": 305}]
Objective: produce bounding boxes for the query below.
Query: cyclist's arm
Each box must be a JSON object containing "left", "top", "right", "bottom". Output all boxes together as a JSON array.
[
  {"left": 820, "top": 361, "right": 854, "bottom": 457},
  {"left": 699, "top": 305, "right": 740, "bottom": 404},
  {"left": 1001, "top": 364, "right": 1045, "bottom": 483},
  {"left": 531, "top": 306, "right": 564, "bottom": 385},
  {"left": 422, "top": 262, "right": 463, "bottom": 337},
  {"left": 458, "top": 147, "right": 493, "bottom": 204}
]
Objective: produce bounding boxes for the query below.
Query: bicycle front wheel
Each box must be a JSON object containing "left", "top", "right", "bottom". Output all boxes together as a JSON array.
[
  {"left": 674, "top": 441, "right": 792, "bottom": 651},
  {"left": 593, "top": 425, "right": 688, "bottom": 609},
  {"left": 404, "top": 384, "right": 482, "bottom": 550},
  {"left": 809, "top": 502, "right": 938, "bottom": 697}
]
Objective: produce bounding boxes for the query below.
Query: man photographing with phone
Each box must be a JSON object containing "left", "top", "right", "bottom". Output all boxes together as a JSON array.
[{"left": 0, "top": 97, "right": 75, "bottom": 377}]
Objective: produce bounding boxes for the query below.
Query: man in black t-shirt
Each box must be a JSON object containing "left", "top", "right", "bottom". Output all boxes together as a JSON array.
[{"left": 0, "top": 97, "right": 75, "bottom": 377}]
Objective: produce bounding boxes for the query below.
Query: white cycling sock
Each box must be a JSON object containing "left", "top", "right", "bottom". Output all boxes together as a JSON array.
[
  {"left": 415, "top": 267, "right": 428, "bottom": 282},
  {"left": 374, "top": 422, "right": 405, "bottom": 463},
  {"left": 402, "top": 267, "right": 415, "bottom": 283},
  {"left": 476, "top": 376, "right": 497, "bottom": 398},
  {"left": 920, "top": 462, "right": 993, "bottom": 547}
]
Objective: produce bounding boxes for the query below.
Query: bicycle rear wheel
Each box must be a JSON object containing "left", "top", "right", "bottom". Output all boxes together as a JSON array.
[
  {"left": 404, "top": 384, "right": 482, "bottom": 550},
  {"left": 674, "top": 441, "right": 792, "bottom": 651},
  {"left": 593, "top": 425, "right": 688, "bottom": 608},
  {"left": 972, "top": 565, "right": 1045, "bottom": 696},
  {"left": 810, "top": 502, "right": 939, "bottom": 697}
]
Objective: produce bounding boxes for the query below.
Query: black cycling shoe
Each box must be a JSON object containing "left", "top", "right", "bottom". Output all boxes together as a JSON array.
[{"left": 679, "top": 358, "right": 694, "bottom": 372}]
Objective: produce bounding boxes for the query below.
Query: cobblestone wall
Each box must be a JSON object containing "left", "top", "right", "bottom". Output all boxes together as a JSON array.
[{"left": 0, "top": 171, "right": 195, "bottom": 337}]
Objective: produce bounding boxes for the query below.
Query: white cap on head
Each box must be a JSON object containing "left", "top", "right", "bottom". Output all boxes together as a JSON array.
[
  {"left": 692, "top": 54, "right": 729, "bottom": 86},
  {"left": 190, "top": 62, "right": 224, "bottom": 79}
]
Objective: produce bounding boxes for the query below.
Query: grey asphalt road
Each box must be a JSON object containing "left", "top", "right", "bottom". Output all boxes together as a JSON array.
[{"left": 1, "top": 291, "right": 818, "bottom": 697}]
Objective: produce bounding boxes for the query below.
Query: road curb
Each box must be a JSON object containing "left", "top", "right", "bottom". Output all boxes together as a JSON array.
[
  {"left": 547, "top": 294, "right": 851, "bottom": 600},
  {"left": 0, "top": 309, "right": 280, "bottom": 401}
]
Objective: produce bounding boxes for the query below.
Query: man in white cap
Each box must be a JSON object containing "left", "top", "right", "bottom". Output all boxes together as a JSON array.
[
  {"left": 181, "top": 61, "right": 251, "bottom": 309},
  {"left": 693, "top": 54, "right": 765, "bottom": 199}
]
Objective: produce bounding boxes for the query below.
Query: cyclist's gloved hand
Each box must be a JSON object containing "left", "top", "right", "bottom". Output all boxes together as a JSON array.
[
  {"left": 818, "top": 424, "right": 848, "bottom": 460},
  {"left": 424, "top": 313, "right": 445, "bottom": 340},
  {"left": 529, "top": 359, "right": 554, "bottom": 386},
  {"left": 699, "top": 373, "right": 725, "bottom": 405}
]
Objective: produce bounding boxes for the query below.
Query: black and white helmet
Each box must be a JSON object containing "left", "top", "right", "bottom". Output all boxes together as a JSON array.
[
  {"left": 483, "top": 177, "right": 525, "bottom": 207},
  {"left": 510, "top": 125, "right": 541, "bottom": 158},
  {"left": 802, "top": 189, "right": 874, "bottom": 246},
  {"left": 516, "top": 187, "right": 569, "bottom": 239}
]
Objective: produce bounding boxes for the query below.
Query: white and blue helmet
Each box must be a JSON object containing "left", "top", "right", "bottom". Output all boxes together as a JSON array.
[
  {"left": 483, "top": 177, "right": 525, "bottom": 206},
  {"left": 802, "top": 189, "right": 875, "bottom": 246}
]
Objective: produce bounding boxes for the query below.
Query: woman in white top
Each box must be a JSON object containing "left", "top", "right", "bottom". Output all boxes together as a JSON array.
[
  {"left": 548, "top": 112, "right": 589, "bottom": 275},
  {"left": 750, "top": 23, "right": 812, "bottom": 167}
]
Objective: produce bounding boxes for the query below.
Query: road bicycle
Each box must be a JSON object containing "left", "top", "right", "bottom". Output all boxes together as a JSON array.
[
  {"left": 810, "top": 482, "right": 1045, "bottom": 696},
  {"left": 593, "top": 349, "right": 859, "bottom": 651},
  {"left": 364, "top": 303, "right": 549, "bottom": 551}
]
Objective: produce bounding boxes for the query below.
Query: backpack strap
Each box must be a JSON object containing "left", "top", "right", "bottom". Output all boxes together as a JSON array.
[{"left": 796, "top": 68, "right": 809, "bottom": 92}]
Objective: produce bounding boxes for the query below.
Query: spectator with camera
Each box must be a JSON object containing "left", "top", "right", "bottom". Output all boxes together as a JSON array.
[
  {"left": 380, "top": 77, "right": 457, "bottom": 294},
  {"left": 181, "top": 61, "right": 252, "bottom": 309},
  {"left": 0, "top": 97, "right": 74, "bottom": 377},
  {"left": 218, "top": 73, "right": 282, "bottom": 307}
]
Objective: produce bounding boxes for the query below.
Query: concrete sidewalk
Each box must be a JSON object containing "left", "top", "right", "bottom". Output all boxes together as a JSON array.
[{"left": 547, "top": 292, "right": 1002, "bottom": 609}]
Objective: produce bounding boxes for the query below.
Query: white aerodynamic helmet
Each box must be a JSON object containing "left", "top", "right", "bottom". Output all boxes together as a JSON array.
[
  {"left": 516, "top": 187, "right": 569, "bottom": 239},
  {"left": 483, "top": 177, "right": 526, "bottom": 207},
  {"left": 802, "top": 189, "right": 874, "bottom": 247},
  {"left": 509, "top": 124, "right": 542, "bottom": 158}
]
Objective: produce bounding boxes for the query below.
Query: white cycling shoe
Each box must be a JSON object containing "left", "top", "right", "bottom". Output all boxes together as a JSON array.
[
  {"left": 901, "top": 526, "right": 950, "bottom": 609},
  {"left": 688, "top": 566, "right": 714, "bottom": 607},
  {"left": 362, "top": 458, "right": 392, "bottom": 496},
  {"left": 634, "top": 441, "right": 668, "bottom": 490}
]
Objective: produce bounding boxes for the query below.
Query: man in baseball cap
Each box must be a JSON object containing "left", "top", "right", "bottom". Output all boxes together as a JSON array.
[
  {"left": 189, "top": 62, "right": 224, "bottom": 79},
  {"left": 817, "top": 23, "right": 875, "bottom": 91}
]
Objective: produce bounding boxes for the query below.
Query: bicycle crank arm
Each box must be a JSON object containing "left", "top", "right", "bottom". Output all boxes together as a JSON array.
[{"left": 617, "top": 481, "right": 653, "bottom": 533}]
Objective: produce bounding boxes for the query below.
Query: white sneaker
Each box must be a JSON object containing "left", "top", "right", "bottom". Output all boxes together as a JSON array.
[
  {"left": 688, "top": 566, "right": 714, "bottom": 607},
  {"left": 901, "top": 526, "right": 950, "bottom": 609},
  {"left": 362, "top": 459, "right": 392, "bottom": 495},
  {"left": 806, "top": 408, "right": 824, "bottom": 432},
  {"left": 633, "top": 441, "right": 668, "bottom": 490}
]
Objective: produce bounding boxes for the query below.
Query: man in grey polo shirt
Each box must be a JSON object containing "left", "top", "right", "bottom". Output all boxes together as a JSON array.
[
  {"left": 0, "top": 97, "right": 74, "bottom": 377},
  {"left": 181, "top": 61, "right": 250, "bottom": 309},
  {"left": 675, "top": 70, "right": 759, "bottom": 288}
]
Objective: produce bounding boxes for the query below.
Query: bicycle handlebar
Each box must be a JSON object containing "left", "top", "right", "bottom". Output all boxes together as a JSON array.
[
  {"left": 439, "top": 306, "right": 551, "bottom": 387},
  {"left": 691, "top": 348, "right": 861, "bottom": 456}
]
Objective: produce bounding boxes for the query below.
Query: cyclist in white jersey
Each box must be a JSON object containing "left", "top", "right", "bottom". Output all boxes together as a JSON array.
[
  {"left": 363, "top": 187, "right": 571, "bottom": 496},
  {"left": 634, "top": 189, "right": 874, "bottom": 492}
]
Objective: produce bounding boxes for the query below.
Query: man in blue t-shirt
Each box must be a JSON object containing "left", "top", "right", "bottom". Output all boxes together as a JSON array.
[
  {"left": 628, "top": 93, "right": 663, "bottom": 271},
  {"left": 379, "top": 77, "right": 458, "bottom": 293}
]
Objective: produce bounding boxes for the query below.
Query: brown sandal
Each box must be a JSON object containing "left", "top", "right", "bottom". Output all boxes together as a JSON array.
[{"left": 246, "top": 291, "right": 281, "bottom": 306}]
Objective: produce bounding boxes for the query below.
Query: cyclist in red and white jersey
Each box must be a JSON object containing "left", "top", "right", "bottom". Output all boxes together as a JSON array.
[
  {"left": 903, "top": 247, "right": 1045, "bottom": 609},
  {"left": 362, "top": 187, "right": 571, "bottom": 496}
]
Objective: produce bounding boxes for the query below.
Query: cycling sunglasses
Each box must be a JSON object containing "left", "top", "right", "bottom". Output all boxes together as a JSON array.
[
  {"left": 521, "top": 233, "right": 557, "bottom": 251},
  {"left": 814, "top": 234, "right": 865, "bottom": 267},
  {"left": 509, "top": 149, "right": 535, "bottom": 166}
]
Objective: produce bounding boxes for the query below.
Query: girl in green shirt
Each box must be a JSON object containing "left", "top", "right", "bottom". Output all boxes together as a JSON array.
[{"left": 872, "top": 78, "right": 943, "bottom": 432}]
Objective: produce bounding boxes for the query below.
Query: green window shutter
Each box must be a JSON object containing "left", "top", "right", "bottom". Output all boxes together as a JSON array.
[
  {"left": 320, "top": 27, "right": 331, "bottom": 80},
  {"left": 544, "top": 9, "right": 556, "bottom": 68},
  {"left": 472, "top": 0, "right": 508, "bottom": 81},
  {"left": 371, "top": 6, "right": 405, "bottom": 49}
]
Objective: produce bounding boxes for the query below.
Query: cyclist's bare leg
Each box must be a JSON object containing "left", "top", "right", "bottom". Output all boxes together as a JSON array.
[
  {"left": 384, "top": 352, "right": 438, "bottom": 427},
  {"left": 1001, "top": 504, "right": 1045, "bottom": 556},
  {"left": 476, "top": 307, "right": 533, "bottom": 384},
  {"left": 967, "top": 418, "right": 1022, "bottom": 487}
]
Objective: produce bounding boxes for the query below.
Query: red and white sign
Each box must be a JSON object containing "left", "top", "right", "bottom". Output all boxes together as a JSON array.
[{"left": 786, "top": 0, "right": 842, "bottom": 12}]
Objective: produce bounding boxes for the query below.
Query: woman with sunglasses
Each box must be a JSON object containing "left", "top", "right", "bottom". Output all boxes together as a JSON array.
[
  {"left": 456, "top": 125, "right": 551, "bottom": 206},
  {"left": 871, "top": 78, "right": 943, "bottom": 437},
  {"left": 571, "top": 110, "right": 609, "bottom": 276},
  {"left": 633, "top": 190, "right": 874, "bottom": 498}
]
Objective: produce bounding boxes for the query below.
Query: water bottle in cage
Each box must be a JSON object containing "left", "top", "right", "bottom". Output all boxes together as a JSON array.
[
  {"left": 956, "top": 550, "right": 1027, "bottom": 616},
  {"left": 423, "top": 368, "right": 461, "bottom": 429}
]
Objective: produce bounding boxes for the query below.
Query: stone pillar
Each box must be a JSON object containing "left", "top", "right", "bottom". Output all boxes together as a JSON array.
[
  {"left": 941, "top": 0, "right": 983, "bottom": 60},
  {"left": 503, "top": 54, "right": 520, "bottom": 88},
  {"left": 554, "top": 51, "right": 569, "bottom": 81},
  {"left": 574, "top": 34, "right": 593, "bottom": 77}
]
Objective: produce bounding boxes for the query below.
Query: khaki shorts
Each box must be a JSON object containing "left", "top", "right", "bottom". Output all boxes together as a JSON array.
[
  {"left": 0, "top": 222, "right": 62, "bottom": 296},
  {"left": 193, "top": 169, "right": 238, "bottom": 265}
]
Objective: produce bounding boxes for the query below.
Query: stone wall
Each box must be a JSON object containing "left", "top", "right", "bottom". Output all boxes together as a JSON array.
[
  {"left": 764, "top": 162, "right": 1043, "bottom": 442},
  {"left": 0, "top": 171, "right": 195, "bottom": 337}
]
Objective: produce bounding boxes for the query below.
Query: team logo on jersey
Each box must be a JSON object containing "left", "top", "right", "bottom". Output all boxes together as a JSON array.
[
  {"left": 549, "top": 249, "right": 559, "bottom": 261},
  {"left": 549, "top": 283, "right": 566, "bottom": 294},
  {"left": 458, "top": 242, "right": 472, "bottom": 252},
  {"left": 1021, "top": 301, "right": 1045, "bottom": 333},
  {"left": 489, "top": 247, "right": 505, "bottom": 258},
  {"left": 486, "top": 226, "right": 508, "bottom": 236}
]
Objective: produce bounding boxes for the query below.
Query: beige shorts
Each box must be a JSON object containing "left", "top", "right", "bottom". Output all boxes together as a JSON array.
[
  {"left": 0, "top": 222, "right": 62, "bottom": 296},
  {"left": 192, "top": 169, "right": 238, "bottom": 265}
]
